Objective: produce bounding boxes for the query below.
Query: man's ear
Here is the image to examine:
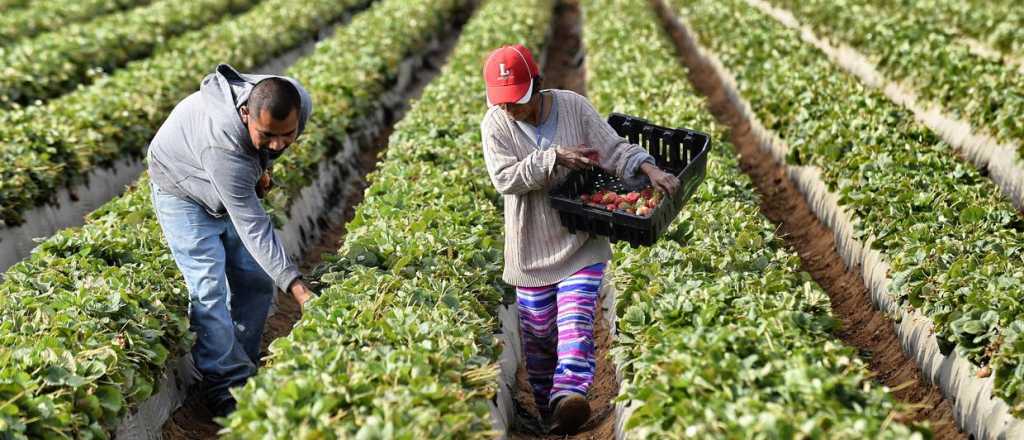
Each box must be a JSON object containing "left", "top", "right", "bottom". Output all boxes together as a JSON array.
[{"left": 240, "top": 105, "right": 250, "bottom": 125}]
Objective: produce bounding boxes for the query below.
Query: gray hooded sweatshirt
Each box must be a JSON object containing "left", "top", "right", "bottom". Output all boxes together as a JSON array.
[{"left": 148, "top": 64, "right": 312, "bottom": 291}]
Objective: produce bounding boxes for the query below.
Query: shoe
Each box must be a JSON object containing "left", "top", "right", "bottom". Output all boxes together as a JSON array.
[
  {"left": 551, "top": 394, "right": 590, "bottom": 434},
  {"left": 207, "top": 394, "right": 237, "bottom": 418}
]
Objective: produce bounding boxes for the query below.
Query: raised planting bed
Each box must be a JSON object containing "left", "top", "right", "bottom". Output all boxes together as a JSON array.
[
  {"left": 582, "top": 0, "right": 925, "bottom": 437},
  {"left": 222, "top": 0, "right": 556, "bottom": 436},
  {"left": 0, "top": 0, "right": 154, "bottom": 46},
  {"left": 0, "top": 0, "right": 372, "bottom": 229},
  {"left": 0, "top": 0, "right": 474, "bottom": 435},
  {"left": 664, "top": 0, "right": 1024, "bottom": 435},
  {"left": 0, "top": 0, "right": 256, "bottom": 108}
]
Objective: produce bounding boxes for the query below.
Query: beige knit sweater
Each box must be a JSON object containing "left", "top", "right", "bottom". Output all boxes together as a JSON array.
[{"left": 481, "top": 89, "right": 649, "bottom": 287}]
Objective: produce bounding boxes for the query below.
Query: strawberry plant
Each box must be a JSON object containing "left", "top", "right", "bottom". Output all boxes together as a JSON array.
[
  {"left": 0, "top": 0, "right": 31, "bottom": 9},
  {"left": 765, "top": 0, "right": 1024, "bottom": 158},
  {"left": 0, "top": 0, "right": 462, "bottom": 435},
  {"left": 675, "top": 0, "right": 1024, "bottom": 415},
  {"left": 223, "top": 0, "right": 554, "bottom": 436},
  {"left": 0, "top": 0, "right": 155, "bottom": 47},
  {"left": 583, "top": 0, "right": 923, "bottom": 437},
  {"left": 898, "top": 0, "right": 1023, "bottom": 58},
  {"left": 0, "top": 0, "right": 371, "bottom": 227},
  {"left": 0, "top": 0, "right": 256, "bottom": 108}
]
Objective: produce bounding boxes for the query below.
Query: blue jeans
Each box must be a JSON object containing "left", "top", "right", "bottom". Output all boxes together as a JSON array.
[{"left": 150, "top": 182, "right": 275, "bottom": 402}]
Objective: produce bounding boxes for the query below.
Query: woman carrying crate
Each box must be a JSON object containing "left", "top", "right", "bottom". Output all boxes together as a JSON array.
[{"left": 480, "top": 44, "right": 679, "bottom": 433}]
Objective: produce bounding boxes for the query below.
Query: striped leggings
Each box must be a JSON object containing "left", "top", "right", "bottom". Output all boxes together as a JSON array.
[{"left": 516, "top": 262, "right": 606, "bottom": 410}]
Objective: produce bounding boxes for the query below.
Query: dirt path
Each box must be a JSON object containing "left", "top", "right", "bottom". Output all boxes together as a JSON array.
[
  {"left": 158, "top": 6, "right": 473, "bottom": 438},
  {"left": 647, "top": 0, "right": 964, "bottom": 437},
  {"left": 509, "top": 298, "right": 618, "bottom": 440},
  {"left": 540, "top": 1, "right": 586, "bottom": 95},
  {"left": 507, "top": 2, "right": 618, "bottom": 439}
]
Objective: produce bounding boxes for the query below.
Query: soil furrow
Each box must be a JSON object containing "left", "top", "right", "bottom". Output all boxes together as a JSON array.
[{"left": 647, "top": 0, "right": 965, "bottom": 438}]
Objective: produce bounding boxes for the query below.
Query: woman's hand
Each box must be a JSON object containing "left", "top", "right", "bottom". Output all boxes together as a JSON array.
[
  {"left": 641, "top": 162, "right": 680, "bottom": 195},
  {"left": 555, "top": 145, "right": 598, "bottom": 170}
]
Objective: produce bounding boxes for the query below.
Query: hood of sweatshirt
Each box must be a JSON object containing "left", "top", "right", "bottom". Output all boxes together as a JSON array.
[{"left": 199, "top": 63, "right": 312, "bottom": 154}]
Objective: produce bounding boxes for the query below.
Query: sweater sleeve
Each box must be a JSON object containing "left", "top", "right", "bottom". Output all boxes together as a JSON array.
[
  {"left": 577, "top": 94, "right": 651, "bottom": 179},
  {"left": 201, "top": 147, "right": 301, "bottom": 291},
  {"left": 482, "top": 119, "right": 558, "bottom": 195}
]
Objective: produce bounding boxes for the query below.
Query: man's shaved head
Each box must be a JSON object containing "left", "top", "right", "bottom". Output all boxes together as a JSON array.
[
  {"left": 248, "top": 77, "right": 300, "bottom": 120},
  {"left": 242, "top": 78, "right": 301, "bottom": 155}
]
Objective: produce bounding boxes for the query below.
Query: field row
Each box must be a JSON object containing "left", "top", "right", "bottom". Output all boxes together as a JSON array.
[
  {"left": 0, "top": 0, "right": 464, "bottom": 435},
  {"left": 764, "top": 0, "right": 1024, "bottom": 161},
  {"left": 905, "top": 0, "right": 1023, "bottom": 58},
  {"left": 224, "top": 0, "right": 928, "bottom": 437},
  {"left": 0, "top": 0, "right": 256, "bottom": 108},
  {"left": 224, "top": 0, "right": 551, "bottom": 435},
  {"left": 0, "top": 0, "right": 152, "bottom": 46},
  {"left": 672, "top": 0, "right": 1024, "bottom": 420},
  {"left": 586, "top": 0, "right": 920, "bottom": 436},
  {"left": 0, "top": 0, "right": 368, "bottom": 226}
]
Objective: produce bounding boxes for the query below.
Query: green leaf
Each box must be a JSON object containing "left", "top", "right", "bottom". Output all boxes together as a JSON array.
[{"left": 95, "top": 386, "right": 123, "bottom": 414}]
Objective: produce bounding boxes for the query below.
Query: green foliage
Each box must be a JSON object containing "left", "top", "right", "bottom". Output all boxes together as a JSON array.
[
  {"left": 0, "top": 179, "right": 187, "bottom": 439},
  {"left": 585, "top": 0, "right": 924, "bottom": 437},
  {"left": 0, "top": 0, "right": 256, "bottom": 108},
  {"left": 223, "top": 0, "right": 554, "bottom": 436},
  {"left": 0, "top": 0, "right": 363, "bottom": 226},
  {"left": 0, "top": 0, "right": 155, "bottom": 49},
  {"left": 0, "top": 0, "right": 448, "bottom": 435},
  {"left": 0, "top": 0, "right": 32, "bottom": 11},
  {"left": 767, "top": 0, "right": 1024, "bottom": 158},
  {"left": 885, "top": 0, "right": 1023, "bottom": 61},
  {"left": 677, "top": 0, "right": 1024, "bottom": 415}
]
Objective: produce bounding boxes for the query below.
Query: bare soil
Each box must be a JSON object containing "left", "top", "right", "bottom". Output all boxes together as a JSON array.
[
  {"left": 541, "top": 1, "right": 586, "bottom": 95},
  {"left": 647, "top": 0, "right": 964, "bottom": 437}
]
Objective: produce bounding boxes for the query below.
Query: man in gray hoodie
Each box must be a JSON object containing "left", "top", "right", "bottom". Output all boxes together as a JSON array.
[{"left": 147, "top": 64, "right": 316, "bottom": 415}]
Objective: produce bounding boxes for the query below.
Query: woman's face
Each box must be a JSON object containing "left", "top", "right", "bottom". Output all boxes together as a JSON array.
[{"left": 499, "top": 93, "right": 537, "bottom": 122}]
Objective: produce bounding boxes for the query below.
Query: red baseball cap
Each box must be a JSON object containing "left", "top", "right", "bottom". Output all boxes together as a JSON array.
[{"left": 483, "top": 44, "right": 540, "bottom": 106}]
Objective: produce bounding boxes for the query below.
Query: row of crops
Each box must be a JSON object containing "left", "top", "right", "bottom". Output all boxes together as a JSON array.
[
  {"left": 0, "top": 0, "right": 370, "bottom": 226},
  {"left": 220, "top": 0, "right": 934, "bottom": 437},
  {"left": 1, "top": 0, "right": 1023, "bottom": 437},
  {"left": 919, "top": 0, "right": 1023, "bottom": 56},
  {"left": 666, "top": 0, "right": 1024, "bottom": 418},
  {"left": 224, "top": 0, "right": 551, "bottom": 435},
  {"left": 0, "top": 0, "right": 468, "bottom": 435},
  {"left": 0, "top": 0, "right": 153, "bottom": 46},
  {"left": 586, "top": 0, "right": 922, "bottom": 437},
  {"left": 765, "top": 0, "right": 1024, "bottom": 155},
  {"left": 0, "top": 0, "right": 256, "bottom": 108}
]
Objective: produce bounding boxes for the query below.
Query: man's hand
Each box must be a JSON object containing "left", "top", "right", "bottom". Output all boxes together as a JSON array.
[
  {"left": 555, "top": 145, "right": 598, "bottom": 170},
  {"left": 641, "top": 162, "right": 680, "bottom": 195},
  {"left": 289, "top": 278, "right": 315, "bottom": 309},
  {"left": 256, "top": 169, "right": 274, "bottom": 199}
]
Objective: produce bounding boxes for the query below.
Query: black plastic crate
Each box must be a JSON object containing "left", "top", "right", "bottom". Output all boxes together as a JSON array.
[{"left": 549, "top": 113, "right": 710, "bottom": 247}]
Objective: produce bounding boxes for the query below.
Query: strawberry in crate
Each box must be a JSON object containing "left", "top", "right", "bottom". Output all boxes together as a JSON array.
[{"left": 580, "top": 186, "right": 664, "bottom": 217}]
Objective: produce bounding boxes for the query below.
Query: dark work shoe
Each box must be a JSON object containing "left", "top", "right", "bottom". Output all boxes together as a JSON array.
[
  {"left": 551, "top": 394, "right": 590, "bottom": 434},
  {"left": 208, "top": 395, "right": 237, "bottom": 418}
]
